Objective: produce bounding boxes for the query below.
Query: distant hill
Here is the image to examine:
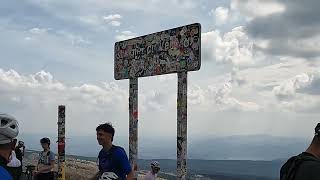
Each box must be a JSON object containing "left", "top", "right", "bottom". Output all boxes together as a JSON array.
[
  {"left": 24, "top": 150, "right": 282, "bottom": 180},
  {"left": 20, "top": 133, "right": 308, "bottom": 160},
  {"left": 20, "top": 133, "right": 304, "bottom": 179}
]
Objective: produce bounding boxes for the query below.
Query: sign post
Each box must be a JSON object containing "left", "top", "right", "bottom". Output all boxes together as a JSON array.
[
  {"left": 114, "top": 23, "right": 201, "bottom": 180},
  {"left": 129, "top": 78, "right": 138, "bottom": 178},
  {"left": 177, "top": 71, "right": 187, "bottom": 179},
  {"left": 57, "top": 105, "right": 66, "bottom": 180}
]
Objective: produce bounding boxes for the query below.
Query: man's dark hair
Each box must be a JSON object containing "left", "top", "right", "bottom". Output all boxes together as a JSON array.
[
  {"left": 311, "top": 135, "right": 320, "bottom": 146},
  {"left": 40, "top": 137, "right": 51, "bottom": 146},
  {"left": 312, "top": 123, "right": 320, "bottom": 145},
  {"left": 96, "top": 123, "right": 115, "bottom": 141}
]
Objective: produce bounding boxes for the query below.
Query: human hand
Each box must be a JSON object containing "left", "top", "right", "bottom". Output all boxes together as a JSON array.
[{"left": 32, "top": 170, "right": 39, "bottom": 176}]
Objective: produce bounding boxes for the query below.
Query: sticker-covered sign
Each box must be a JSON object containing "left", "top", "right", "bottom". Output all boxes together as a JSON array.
[{"left": 114, "top": 23, "right": 201, "bottom": 80}]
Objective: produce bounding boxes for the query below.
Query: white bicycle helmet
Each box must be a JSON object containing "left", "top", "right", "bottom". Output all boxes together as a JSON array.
[
  {"left": 0, "top": 113, "right": 19, "bottom": 144},
  {"left": 151, "top": 161, "right": 160, "bottom": 169},
  {"left": 99, "top": 172, "right": 119, "bottom": 180}
]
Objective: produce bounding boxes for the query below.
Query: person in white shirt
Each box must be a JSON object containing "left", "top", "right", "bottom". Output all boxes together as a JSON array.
[{"left": 144, "top": 161, "right": 160, "bottom": 180}]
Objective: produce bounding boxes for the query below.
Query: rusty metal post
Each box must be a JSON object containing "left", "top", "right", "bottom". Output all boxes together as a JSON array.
[
  {"left": 129, "top": 78, "right": 138, "bottom": 179},
  {"left": 58, "top": 105, "right": 66, "bottom": 180},
  {"left": 177, "top": 72, "right": 187, "bottom": 180}
]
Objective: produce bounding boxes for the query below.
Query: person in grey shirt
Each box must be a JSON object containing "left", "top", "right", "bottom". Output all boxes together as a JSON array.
[{"left": 33, "top": 137, "right": 55, "bottom": 180}]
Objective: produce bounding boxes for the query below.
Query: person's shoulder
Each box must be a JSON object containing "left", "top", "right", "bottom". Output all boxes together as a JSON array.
[
  {"left": 144, "top": 172, "right": 154, "bottom": 180},
  {"left": 144, "top": 172, "right": 151, "bottom": 178},
  {"left": 48, "top": 150, "right": 55, "bottom": 159},
  {"left": 281, "top": 156, "right": 297, "bottom": 168},
  {"left": 112, "top": 145, "right": 126, "bottom": 153},
  {"left": 49, "top": 150, "right": 55, "bottom": 155}
]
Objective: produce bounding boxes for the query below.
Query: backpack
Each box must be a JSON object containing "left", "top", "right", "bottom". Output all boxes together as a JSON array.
[
  {"left": 281, "top": 153, "right": 320, "bottom": 180},
  {"left": 0, "top": 166, "right": 13, "bottom": 180},
  {"left": 38, "top": 151, "right": 52, "bottom": 165}
]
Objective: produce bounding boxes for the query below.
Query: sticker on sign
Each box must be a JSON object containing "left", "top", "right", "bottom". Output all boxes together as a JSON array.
[{"left": 114, "top": 23, "right": 201, "bottom": 80}]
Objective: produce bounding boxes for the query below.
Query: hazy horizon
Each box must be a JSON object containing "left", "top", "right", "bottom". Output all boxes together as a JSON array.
[
  {"left": 1, "top": 0, "right": 319, "bottom": 165},
  {"left": 19, "top": 133, "right": 308, "bottom": 160}
]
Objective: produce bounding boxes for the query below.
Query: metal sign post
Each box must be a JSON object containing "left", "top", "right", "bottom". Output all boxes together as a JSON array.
[
  {"left": 129, "top": 78, "right": 138, "bottom": 178},
  {"left": 177, "top": 71, "right": 187, "bottom": 179},
  {"left": 114, "top": 23, "right": 201, "bottom": 180},
  {"left": 57, "top": 105, "right": 66, "bottom": 180}
]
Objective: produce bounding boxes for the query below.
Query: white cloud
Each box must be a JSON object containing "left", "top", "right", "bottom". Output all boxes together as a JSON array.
[
  {"left": 109, "top": 21, "right": 121, "bottom": 27},
  {"left": 0, "top": 68, "right": 127, "bottom": 134},
  {"left": 79, "top": 16, "right": 102, "bottom": 26},
  {"left": 202, "top": 27, "right": 259, "bottom": 67},
  {"left": 215, "top": 82, "right": 260, "bottom": 112},
  {"left": 231, "top": 0, "right": 286, "bottom": 18},
  {"left": 140, "top": 91, "right": 168, "bottom": 112},
  {"left": 201, "top": 30, "right": 218, "bottom": 61},
  {"left": 29, "top": 28, "right": 50, "bottom": 35},
  {"left": 273, "top": 73, "right": 310, "bottom": 100},
  {"left": 188, "top": 85, "right": 207, "bottom": 106},
  {"left": 79, "top": 14, "right": 122, "bottom": 27},
  {"left": 115, "top": 31, "right": 136, "bottom": 41},
  {"left": 214, "top": 7, "right": 229, "bottom": 26},
  {"left": 56, "top": 31, "right": 92, "bottom": 46},
  {"left": 215, "top": 27, "right": 255, "bottom": 67},
  {"left": 273, "top": 70, "right": 320, "bottom": 101},
  {"left": 103, "top": 14, "right": 122, "bottom": 21},
  {"left": 187, "top": 81, "right": 260, "bottom": 112},
  {"left": 24, "top": 37, "right": 33, "bottom": 41},
  {"left": 103, "top": 14, "right": 122, "bottom": 27},
  {"left": 26, "top": 0, "right": 198, "bottom": 18}
]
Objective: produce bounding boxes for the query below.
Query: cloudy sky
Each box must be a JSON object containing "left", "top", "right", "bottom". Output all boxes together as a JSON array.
[{"left": 1, "top": 0, "right": 320, "bottom": 142}]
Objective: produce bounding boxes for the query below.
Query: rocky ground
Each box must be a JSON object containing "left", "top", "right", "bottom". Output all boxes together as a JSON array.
[{"left": 21, "top": 152, "right": 168, "bottom": 180}]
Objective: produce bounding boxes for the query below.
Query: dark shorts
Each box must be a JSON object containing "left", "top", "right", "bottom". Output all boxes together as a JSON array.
[{"left": 36, "top": 172, "right": 54, "bottom": 180}]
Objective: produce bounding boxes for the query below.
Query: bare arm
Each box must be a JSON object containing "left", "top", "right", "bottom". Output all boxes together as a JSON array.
[
  {"left": 126, "top": 170, "right": 134, "bottom": 180},
  {"left": 90, "top": 172, "right": 100, "bottom": 180},
  {"left": 38, "top": 160, "right": 54, "bottom": 173},
  {"left": 22, "top": 146, "right": 25, "bottom": 156}
]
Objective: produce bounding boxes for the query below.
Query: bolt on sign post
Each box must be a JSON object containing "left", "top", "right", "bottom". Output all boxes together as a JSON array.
[
  {"left": 114, "top": 23, "right": 201, "bottom": 180},
  {"left": 58, "top": 105, "right": 66, "bottom": 180}
]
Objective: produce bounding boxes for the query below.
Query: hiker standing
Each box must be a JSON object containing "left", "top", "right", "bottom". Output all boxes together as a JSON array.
[{"left": 280, "top": 123, "right": 320, "bottom": 180}]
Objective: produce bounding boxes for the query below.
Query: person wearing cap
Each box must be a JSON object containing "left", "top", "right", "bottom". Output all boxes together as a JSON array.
[
  {"left": 33, "top": 137, "right": 55, "bottom": 180},
  {"left": 280, "top": 123, "right": 320, "bottom": 180},
  {"left": 92, "top": 122, "right": 134, "bottom": 180},
  {"left": 7, "top": 139, "right": 25, "bottom": 180},
  {"left": 14, "top": 140, "right": 25, "bottom": 167},
  {"left": 144, "top": 161, "right": 160, "bottom": 180},
  {"left": 0, "top": 113, "right": 19, "bottom": 180},
  {"left": 14, "top": 141, "right": 26, "bottom": 163}
]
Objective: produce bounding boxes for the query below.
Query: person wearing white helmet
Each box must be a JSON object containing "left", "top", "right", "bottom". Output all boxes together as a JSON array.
[
  {"left": 144, "top": 161, "right": 160, "bottom": 180},
  {"left": 0, "top": 113, "right": 19, "bottom": 180},
  {"left": 99, "top": 172, "right": 119, "bottom": 180}
]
